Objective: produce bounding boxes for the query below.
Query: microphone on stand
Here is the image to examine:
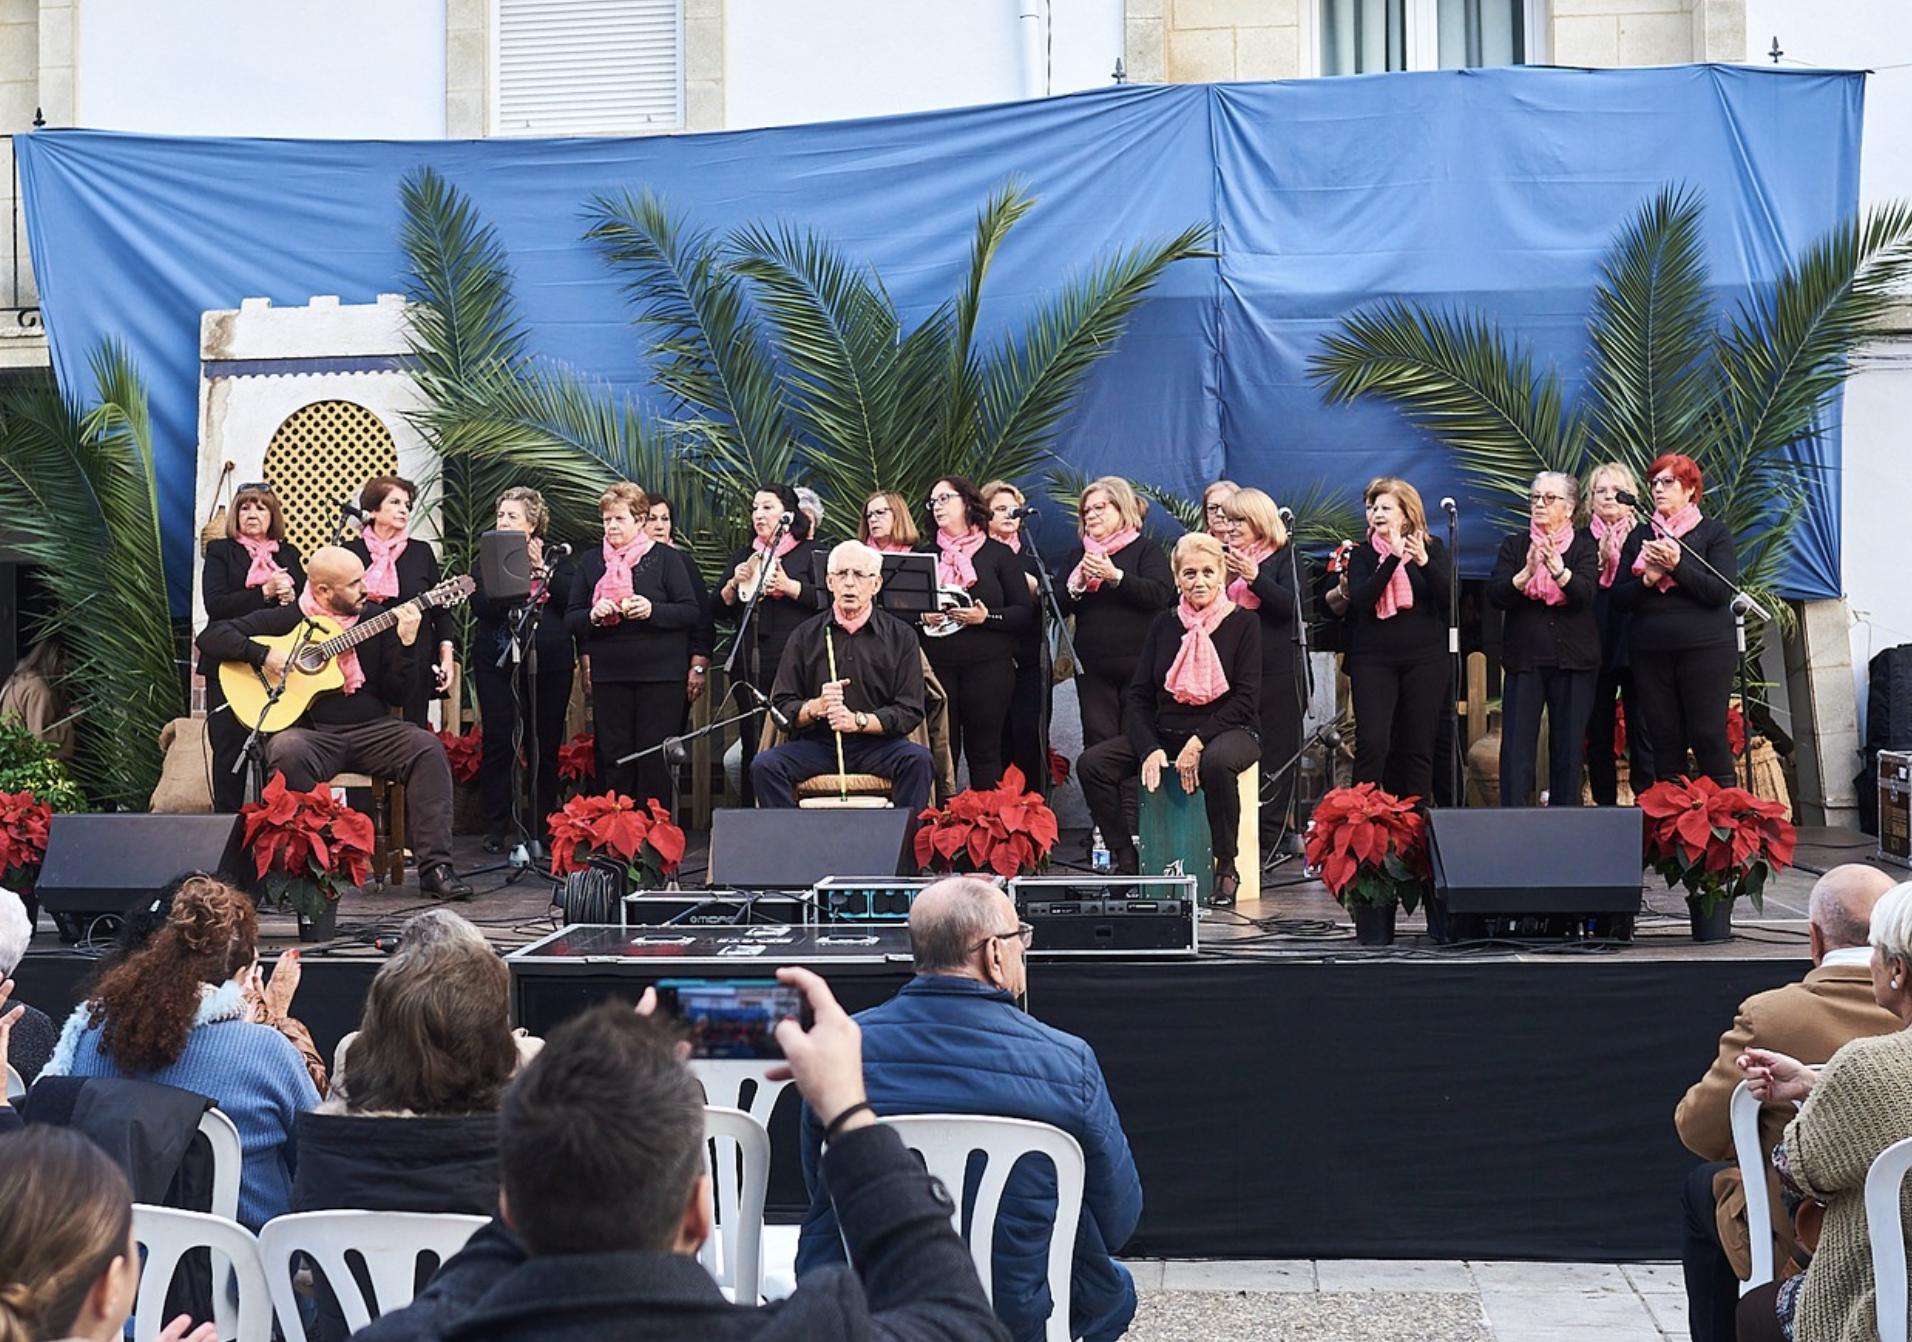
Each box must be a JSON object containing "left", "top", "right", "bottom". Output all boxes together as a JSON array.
[
  {"left": 1009, "top": 505, "right": 1040, "bottom": 519},
  {"left": 1276, "top": 506, "right": 1296, "bottom": 525},
  {"left": 545, "top": 542, "right": 574, "bottom": 560},
  {"left": 337, "top": 497, "right": 367, "bottom": 522},
  {"left": 779, "top": 511, "right": 796, "bottom": 528},
  {"left": 1439, "top": 497, "right": 1457, "bottom": 517},
  {"left": 1613, "top": 489, "right": 1642, "bottom": 509},
  {"left": 742, "top": 682, "right": 793, "bottom": 732}
]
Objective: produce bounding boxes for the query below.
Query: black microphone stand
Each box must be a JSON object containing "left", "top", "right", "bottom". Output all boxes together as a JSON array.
[
  {"left": 1443, "top": 502, "right": 1461, "bottom": 808},
  {"left": 620, "top": 681, "right": 765, "bottom": 821},
  {"left": 722, "top": 515, "right": 794, "bottom": 805},
  {"left": 465, "top": 587, "right": 547, "bottom": 885},
  {"left": 232, "top": 619, "right": 323, "bottom": 805},
  {"left": 1017, "top": 509, "right": 1079, "bottom": 797},
  {"left": 329, "top": 499, "right": 363, "bottom": 548}
]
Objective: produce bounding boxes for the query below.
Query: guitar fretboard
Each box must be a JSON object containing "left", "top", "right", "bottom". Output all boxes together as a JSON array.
[{"left": 312, "top": 597, "right": 423, "bottom": 660}]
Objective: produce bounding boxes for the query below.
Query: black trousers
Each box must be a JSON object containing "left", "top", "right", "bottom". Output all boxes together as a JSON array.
[
  {"left": 1631, "top": 643, "right": 1737, "bottom": 788},
  {"left": 1680, "top": 1161, "right": 1742, "bottom": 1342},
  {"left": 593, "top": 680, "right": 689, "bottom": 813},
  {"left": 1076, "top": 668, "right": 1130, "bottom": 752},
  {"left": 1586, "top": 667, "right": 1654, "bottom": 804},
  {"left": 934, "top": 657, "right": 1013, "bottom": 791},
  {"left": 204, "top": 676, "right": 253, "bottom": 813},
  {"left": 1498, "top": 666, "right": 1596, "bottom": 807},
  {"left": 474, "top": 656, "right": 574, "bottom": 842},
  {"left": 1258, "top": 672, "right": 1304, "bottom": 845},
  {"left": 1003, "top": 644, "right": 1050, "bottom": 795},
  {"left": 1349, "top": 655, "right": 1447, "bottom": 803},
  {"left": 1079, "top": 727, "right": 1260, "bottom": 863}
]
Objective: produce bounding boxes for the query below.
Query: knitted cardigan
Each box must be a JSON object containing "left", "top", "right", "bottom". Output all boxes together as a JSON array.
[{"left": 1784, "top": 1027, "right": 1912, "bottom": 1342}]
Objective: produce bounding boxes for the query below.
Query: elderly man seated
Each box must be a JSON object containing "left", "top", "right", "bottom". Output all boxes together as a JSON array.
[{"left": 750, "top": 540, "right": 935, "bottom": 813}]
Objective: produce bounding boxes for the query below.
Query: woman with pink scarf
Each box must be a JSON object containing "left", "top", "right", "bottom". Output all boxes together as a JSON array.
[
  {"left": 1584, "top": 462, "right": 1654, "bottom": 804},
  {"left": 345, "top": 475, "right": 455, "bottom": 728},
  {"left": 1078, "top": 532, "right": 1261, "bottom": 906},
  {"left": 1056, "top": 476, "right": 1174, "bottom": 750},
  {"left": 1216, "top": 487, "right": 1304, "bottom": 854},
  {"left": 984, "top": 479, "right": 1049, "bottom": 794},
  {"left": 1611, "top": 453, "right": 1740, "bottom": 788},
  {"left": 199, "top": 481, "right": 305, "bottom": 811},
  {"left": 1486, "top": 471, "right": 1600, "bottom": 806},
  {"left": 918, "top": 475, "right": 1033, "bottom": 791}
]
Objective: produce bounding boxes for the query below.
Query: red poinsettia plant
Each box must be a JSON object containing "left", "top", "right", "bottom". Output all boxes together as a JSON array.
[
  {"left": 0, "top": 790, "right": 53, "bottom": 894},
  {"left": 1610, "top": 701, "right": 1747, "bottom": 759},
  {"left": 557, "top": 734, "right": 598, "bottom": 784},
  {"left": 1302, "top": 783, "right": 1429, "bottom": 912},
  {"left": 547, "top": 792, "right": 685, "bottom": 888},
  {"left": 240, "top": 772, "right": 377, "bottom": 919},
  {"left": 436, "top": 724, "right": 483, "bottom": 784},
  {"left": 915, "top": 765, "right": 1059, "bottom": 879},
  {"left": 1638, "top": 775, "right": 1795, "bottom": 916}
]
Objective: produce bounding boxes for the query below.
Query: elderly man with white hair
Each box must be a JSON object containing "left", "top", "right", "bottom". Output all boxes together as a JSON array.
[
  {"left": 751, "top": 540, "right": 935, "bottom": 812},
  {"left": 0, "top": 886, "right": 56, "bottom": 1082}
]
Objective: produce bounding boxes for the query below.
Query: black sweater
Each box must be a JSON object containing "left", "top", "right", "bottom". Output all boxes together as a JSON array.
[
  {"left": 563, "top": 547, "right": 702, "bottom": 684},
  {"left": 1123, "top": 605, "right": 1262, "bottom": 757},
  {"left": 196, "top": 600, "right": 414, "bottom": 728},
  {"left": 345, "top": 535, "right": 455, "bottom": 653},
  {"left": 1341, "top": 537, "right": 1451, "bottom": 663},
  {"left": 1609, "top": 516, "right": 1738, "bottom": 653},
  {"left": 1485, "top": 530, "right": 1602, "bottom": 673},
  {"left": 1054, "top": 538, "right": 1175, "bottom": 683},
  {"left": 470, "top": 557, "right": 579, "bottom": 679},
  {"left": 918, "top": 536, "right": 1033, "bottom": 669},
  {"left": 1239, "top": 552, "right": 1303, "bottom": 683},
  {"left": 197, "top": 537, "right": 307, "bottom": 676},
  {"left": 714, "top": 539, "right": 822, "bottom": 686}
]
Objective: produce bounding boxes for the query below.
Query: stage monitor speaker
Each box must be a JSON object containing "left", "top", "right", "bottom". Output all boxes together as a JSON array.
[
  {"left": 36, "top": 813, "right": 249, "bottom": 944},
  {"left": 480, "top": 529, "right": 531, "bottom": 600},
  {"left": 1426, "top": 807, "right": 1643, "bottom": 941},
  {"left": 708, "top": 808, "right": 914, "bottom": 888}
]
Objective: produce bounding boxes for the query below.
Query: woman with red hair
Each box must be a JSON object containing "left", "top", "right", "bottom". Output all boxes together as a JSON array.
[{"left": 1610, "top": 453, "right": 1740, "bottom": 788}]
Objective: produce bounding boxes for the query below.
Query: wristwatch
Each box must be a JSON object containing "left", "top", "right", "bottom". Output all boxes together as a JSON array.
[{"left": 855, "top": 711, "right": 869, "bottom": 732}]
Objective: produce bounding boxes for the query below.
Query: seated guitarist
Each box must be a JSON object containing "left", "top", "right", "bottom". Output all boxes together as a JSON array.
[{"left": 196, "top": 545, "right": 474, "bottom": 900}]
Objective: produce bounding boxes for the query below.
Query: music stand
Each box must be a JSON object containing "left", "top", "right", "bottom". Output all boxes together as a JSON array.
[{"left": 805, "top": 550, "right": 937, "bottom": 617}]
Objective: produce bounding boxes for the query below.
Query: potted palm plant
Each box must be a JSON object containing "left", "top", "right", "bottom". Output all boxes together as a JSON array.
[
  {"left": 1638, "top": 775, "right": 1796, "bottom": 942},
  {"left": 1303, "top": 783, "right": 1430, "bottom": 946}
]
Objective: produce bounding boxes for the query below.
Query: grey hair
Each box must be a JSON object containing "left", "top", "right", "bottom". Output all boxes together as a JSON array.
[
  {"left": 911, "top": 877, "right": 1007, "bottom": 973},
  {"left": 1869, "top": 882, "right": 1912, "bottom": 968},
  {"left": 0, "top": 886, "right": 29, "bottom": 978},
  {"left": 393, "top": 908, "right": 490, "bottom": 961},
  {"left": 828, "top": 539, "right": 883, "bottom": 576},
  {"left": 796, "top": 487, "right": 825, "bottom": 526},
  {"left": 1534, "top": 471, "right": 1579, "bottom": 509}
]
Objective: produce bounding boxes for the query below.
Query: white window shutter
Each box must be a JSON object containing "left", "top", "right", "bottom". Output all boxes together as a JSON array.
[{"left": 494, "top": 0, "right": 684, "bottom": 136}]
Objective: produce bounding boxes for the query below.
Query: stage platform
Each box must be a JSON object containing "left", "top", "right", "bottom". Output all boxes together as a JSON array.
[{"left": 12, "top": 822, "right": 1896, "bottom": 1262}]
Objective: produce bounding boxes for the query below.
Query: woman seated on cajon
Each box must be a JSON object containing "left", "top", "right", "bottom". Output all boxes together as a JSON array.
[{"left": 1078, "top": 532, "right": 1261, "bottom": 906}]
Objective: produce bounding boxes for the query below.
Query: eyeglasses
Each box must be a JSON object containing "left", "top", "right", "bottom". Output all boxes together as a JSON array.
[
  {"left": 1203, "top": 502, "right": 1229, "bottom": 516},
  {"left": 1528, "top": 492, "right": 1568, "bottom": 505},
  {"left": 865, "top": 507, "right": 892, "bottom": 520},
  {"left": 1649, "top": 475, "right": 1680, "bottom": 489},
  {"left": 1591, "top": 486, "right": 1622, "bottom": 498},
  {"left": 828, "top": 568, "right": 878, "bottom": 581},
  {"left": 1080, "top": 501, "right": 1111, "bottom": 516},
  {"left": 235, "top": 481, "right": 275, "bottom": 495},
  {"left": 925, "top": 493, "right": 960, "bottom": 509},
  {"left": 971, "top": 922, "right": 1035, "bottom": 953}
]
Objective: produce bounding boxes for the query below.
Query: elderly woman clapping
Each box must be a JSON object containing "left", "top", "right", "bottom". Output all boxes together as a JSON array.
[
  {"left": 1485, "top": 471, "right": 1600, "bottom": 806},
  {"left": 1078, "top": 532, "right": 1261, "bottom": 906}
]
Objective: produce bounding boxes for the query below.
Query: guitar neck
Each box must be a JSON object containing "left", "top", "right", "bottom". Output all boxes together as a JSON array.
[{"left": 314, "top": 596, "right": 426, "bottom": 659}]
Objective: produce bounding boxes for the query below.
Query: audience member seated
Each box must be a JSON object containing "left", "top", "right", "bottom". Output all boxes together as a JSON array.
[
  {"left": 0, "top": 977, "right": 24, "bottom": 1136},
  {"left": 42, "top": 875, "right": 321, "bottom": 1230},
  {"left": 0, "top": 1125, "right": 217, "bottom": 1342},
  {"left": 1735, "top": 880, "right": 1912, "bottom": 1342},
  {"left": 0, "top": 886, "right": 56, "bottom": 1083},
  {"left": 355, "top": 971, "right": 1007, "bottom": 1342},
  {"left": 796, "top": 875, "right": 1142, "bottom": 1342},
  {"left": 1673, "top": 864, "right": 1902, "bottom": 1342}
]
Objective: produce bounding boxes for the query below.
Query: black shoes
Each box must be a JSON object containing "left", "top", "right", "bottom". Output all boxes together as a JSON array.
[
  {"left": 1209, "top": 860, "right": 1239, "bottom": 908},
  {"left": 420, "top": 862, "right": 473, "bottom": 901}
]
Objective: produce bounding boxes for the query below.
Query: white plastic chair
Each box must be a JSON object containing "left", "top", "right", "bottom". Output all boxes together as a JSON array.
[
  {"left": 701, "top": 1105, "right": 770, "bottom": 1304},
  {"left": 4, "top": 1062, "right": 23, "bottom": 1100},
  {"left": 255, "top": 1209, "right": 488, "bottom": 1342},
  {"left": 691, "top": 1059, "right": 799, "bottom": 1298},
  {"left": 198, "top": 1107, "right": 244, "bottom": 1226},
  {"left": 131, "top": 1205, "right": 271, "bottom": 1342},
  {"left": 1731, "top": 1080, "right": 1779, "bottom": 1292},
  {"left": 880, "top": 1114, "right": 1086, "bottom": 1342},
  {"left": 1865, "top": 1135, "right": 1912, "bottom": 1342}
]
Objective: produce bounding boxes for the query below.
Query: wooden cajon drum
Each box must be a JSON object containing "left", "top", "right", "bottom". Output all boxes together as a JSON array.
[{"left": 1136, "top": 766, "right": 1259, "bottom": 903}]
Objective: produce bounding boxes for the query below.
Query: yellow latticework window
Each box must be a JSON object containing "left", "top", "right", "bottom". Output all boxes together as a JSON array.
[{"left": 263, "top": 400, "right": 399, "bottom": 558}]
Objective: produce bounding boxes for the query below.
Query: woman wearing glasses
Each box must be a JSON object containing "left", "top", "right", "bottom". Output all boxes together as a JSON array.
[
  {"left": 1583, "top": 462, "right": 1654, "bottom": 804},
  {"left": 1611, "top": 453, "right": 1740, "bottom": 789},
  {"left": 200, "top": 481, "right": 305, "bottom": 811},
  {"left": 1200, "top": 479, "right": 1241, "bottom": 537},
  {"left": 857, "top": 489, "right": 919, "bottom": 554},
  {"left": 919, "top": 476, "right": 1032, "bottom": 791},
  {"left": 1486, "top": 472, "right": 1600, "bottom": 806},
  {"left": 1217, "top": 487, "right": 1305, "bottom": 849},
  {"left": 1056, "top": 477, "right": 1174, "bottom": 750},
  {"left": 1342, "top": 476, "right": 1449, "bottom": 803}
]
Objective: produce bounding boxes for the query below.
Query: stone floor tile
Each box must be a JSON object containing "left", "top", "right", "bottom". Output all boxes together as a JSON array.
[
  {"left": 1315, "top": 1259, "right": 1478, "bottom": 1293},
  {"left": 1620, "top": 1263, "right": 1685, "bottom": 1295},
  {"left": 1121, "top": 1259, "right": 1167, "bottom": 1290},
  {"left": 1159, "top": 1258, "right": 1316, "bottom": 1292},
  {"left": 1130, "top": 1289, "right": 1492, "bottom": 1342},
  {"left": 1470, "top": 1261, "right": 1631, "bottom": 1291}
]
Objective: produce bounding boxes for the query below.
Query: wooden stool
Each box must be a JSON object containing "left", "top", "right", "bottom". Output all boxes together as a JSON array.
[
  {"left": 795, "top": 774, "right": 895, "bottom": 810},
  {"left": 329, "top": 773, "right": 406, "bottom": 888},
  {"left": 1136, "top": 766, "right": 1259, "bottom": 904}
]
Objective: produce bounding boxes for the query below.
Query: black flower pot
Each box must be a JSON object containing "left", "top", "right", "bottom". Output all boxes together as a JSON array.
[
  {"left": 297, "top": 899, "right": 339, "bottom": 944},
  {"left": 1687, "top": 895, "right": 1734, "bottom": 943},
  {"left": 1351, "top": 901, "right": 1397, "bottom": 946}
]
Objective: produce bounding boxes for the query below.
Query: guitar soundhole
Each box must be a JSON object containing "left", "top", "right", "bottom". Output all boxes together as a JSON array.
[{"left": 293, "top": 646, "right": 329, "bottom": 674}]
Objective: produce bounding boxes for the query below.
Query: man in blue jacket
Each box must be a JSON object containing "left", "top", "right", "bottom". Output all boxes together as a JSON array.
[{"left": 796, "top": 876, "right": 1143, "bottom": 1342}]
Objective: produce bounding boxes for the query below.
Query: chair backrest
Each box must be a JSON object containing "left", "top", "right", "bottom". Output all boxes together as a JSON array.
[
  {"left": 701, "top": 1105, "right": 770, "bottom": 1304},
  {"left": 1730, "top": 1081, "right": 1777, "bottom": 1292},
  {"left": 4, "top": 1062, "right": 23, "bottom": 1100},
  {"left": 256, "top": 1209, "right": 489, "bottom": 1342},
  {"left": 131, "top": 1204, "right": 271, "bottom": 1342},
  {"left": 880, "top": 1114, "right": 1086, "bottom": 1342},
  {"left": 1866, "top": 1135, "right": 1912, "bottom": 1342},
  {"left": 199, "top": 1107, "right": 243, "bottom": 1225},
  {"left": 689, "top": 1058, "right": 796, "bottom": 1131}
]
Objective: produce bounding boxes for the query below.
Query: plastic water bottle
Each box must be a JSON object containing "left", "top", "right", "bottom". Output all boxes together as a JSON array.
[{"left": 1091, "top": 827, "right": 1111, "bottom": 873}]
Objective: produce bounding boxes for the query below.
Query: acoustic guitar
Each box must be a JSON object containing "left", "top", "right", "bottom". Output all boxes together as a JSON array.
[{"left": 219, "top": 575, "right": 475, "bottom": 734}]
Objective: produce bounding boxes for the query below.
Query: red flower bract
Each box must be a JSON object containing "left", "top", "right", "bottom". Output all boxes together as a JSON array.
[
  {"left": 914, "top": 765, "right": 1060, "bottom": 879},
  {"left": 436, "top": 725, "right": 484, "bottom": 784},
  {"left": 558, "top": 734, "right": 598, "bottom": 782},
  {"left": 239, "top": 772, "right": 379, "bottom": 917},
  {"left": 0, "top": 790, "right": 54, "bottom": 892},
  {"left": 546, "top": 791, "right": 685, "bottom": 886},
  {"left": 1637, "top": 774, "right": 1794, "bottom": 915},
  {"left": 1301, "top": 783, "right": 1429, "bottom": 913}
]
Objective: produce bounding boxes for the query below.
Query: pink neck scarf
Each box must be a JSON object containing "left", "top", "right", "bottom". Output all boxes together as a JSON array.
[
  {"left": 1370, "top": 532, "right": 1414, "bottom": 619},
  {"left": 593, "top": 534, "right": 653, "bottom": 606},
  {"left": 753, "top": 532, "right": 799, "bottom": 598},
  {"left": 994, "top": 531, "right": 1023, "bottom": 555},
  {"left": 1589, "top": 512, "right": 1628, "bottom": 588},
  {"left": 1069, "top": 528, "right": 1140, "bottom": 592},
  {"left": 1165, "top": 596, "right": 1235, "bottom": 705},
  {"left": 870, "top": 540, "right": 913, "bottom": 555},
  {"left": 935, "top": 526, "right": 988, "bottom": 589},
  {"left": 834, "top": 602, "right": 874, "bottom": 635},
  {"left": 236, "top": 535, "right": 284, "bottom": 589},
  {"left": 1524, "top": 520, "right": 1574, "bottom": 607},
  {"left": 298, "top": 585, "right": 364, "bottom": 695},
  {"left": 1224, "top": 542, "right": 1276, "bottom": 610},
  {"left": 1630, "top": 503, "right": 1703, "bottom": 592},
  {"left": 361, "top": 527, "right": 408, "bottom": 601}
]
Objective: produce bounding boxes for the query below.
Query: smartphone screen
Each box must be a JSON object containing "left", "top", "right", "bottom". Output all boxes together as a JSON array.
[{"left": 654, "top": 978, "right": 808, "bottom": 1059}]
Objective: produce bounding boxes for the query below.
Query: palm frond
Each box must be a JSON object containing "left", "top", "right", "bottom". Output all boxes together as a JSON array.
[{"left": 400, "top": 167, "right": 529, "bottom": 390}]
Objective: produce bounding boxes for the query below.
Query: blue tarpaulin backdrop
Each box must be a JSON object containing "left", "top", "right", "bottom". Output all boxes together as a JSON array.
[{"left": 15, "top": 64, "right": 1861, "bottom": 614}]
